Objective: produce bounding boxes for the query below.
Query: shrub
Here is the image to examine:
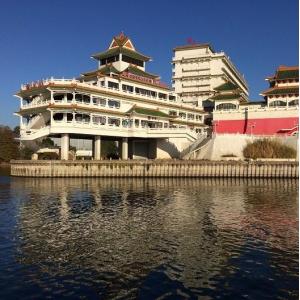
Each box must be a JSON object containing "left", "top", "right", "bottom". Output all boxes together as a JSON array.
[{"left": 243, "top": 138, "right": 296, "bottom": 159}]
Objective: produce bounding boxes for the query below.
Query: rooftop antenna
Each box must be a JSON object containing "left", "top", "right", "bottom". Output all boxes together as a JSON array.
[{"left": 187, "top": 37, "right": 197, "bottom": 45}]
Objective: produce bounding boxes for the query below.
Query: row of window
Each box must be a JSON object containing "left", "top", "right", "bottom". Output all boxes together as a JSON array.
[
  {"left": 51, "top": 113, "right": 205, "bottom": 131},
  {"left": 215, "top": 99, "right": 299, "bottom": 111},
  {"left": 108, "top": 81, "right": 176, "bottom": 101},
  {"left": 269, "top": 99, "right": 298, "bottom": 107}
]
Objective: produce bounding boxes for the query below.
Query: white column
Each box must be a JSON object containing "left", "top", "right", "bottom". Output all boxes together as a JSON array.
[
  {"left": 50, "top": 90, "right": 54, "bottom": 104},
  {"left": 121, "top": 137, "right": 128, "bottom": 160},
  {"left": 94, "top": 136, "right": 101, "bottom": 160},
  {"left": 61, "top": 133, "right": 69, "bottom": 160}
]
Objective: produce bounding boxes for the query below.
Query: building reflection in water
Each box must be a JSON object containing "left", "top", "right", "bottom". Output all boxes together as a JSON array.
[{"left": 10, "top": 177, "right": 298, "bottom": 298}]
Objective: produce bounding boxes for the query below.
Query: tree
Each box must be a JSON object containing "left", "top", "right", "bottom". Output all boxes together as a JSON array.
[{"left": 0, "top": 126, "right": 19, "bottom": 162}]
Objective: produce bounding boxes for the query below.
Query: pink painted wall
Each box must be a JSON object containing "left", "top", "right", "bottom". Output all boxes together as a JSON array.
[{"left": 213, "top": 117, "right": 298, "bottom": 135}]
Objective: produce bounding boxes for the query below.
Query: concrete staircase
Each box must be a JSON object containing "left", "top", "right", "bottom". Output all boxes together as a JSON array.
[{"left": 181, "top": 135, "right": 212, "bottom": 159}]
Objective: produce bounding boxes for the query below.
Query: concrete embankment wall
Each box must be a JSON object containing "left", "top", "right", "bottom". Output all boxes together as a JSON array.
[
  {"left": 10, "top": 160, "right": 299, "bottom": 178},
  {"left": 197, "top": 134, "right": 299, "bottom": 160}
]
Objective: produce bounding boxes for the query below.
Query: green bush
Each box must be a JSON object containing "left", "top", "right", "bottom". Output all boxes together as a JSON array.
[{"left": 243, "top": 138, "right": 296, "bottom": 159}]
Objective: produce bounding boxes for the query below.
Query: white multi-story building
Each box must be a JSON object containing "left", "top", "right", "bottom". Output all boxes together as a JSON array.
[
  {"left": 15, "top": 33, "right": 207, "bottom": 160},
  {"left": 172, "top": 43, "right": 249, "bottom": 107}
]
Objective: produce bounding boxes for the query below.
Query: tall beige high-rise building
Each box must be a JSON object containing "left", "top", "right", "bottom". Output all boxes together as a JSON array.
[{"left": 172, "top": 43, "right": 249, "bottom": 108}]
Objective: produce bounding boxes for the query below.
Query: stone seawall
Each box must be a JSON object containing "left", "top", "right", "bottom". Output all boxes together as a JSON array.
[{"left": 10, "top": 160, "right": 299, "bottom": 178}]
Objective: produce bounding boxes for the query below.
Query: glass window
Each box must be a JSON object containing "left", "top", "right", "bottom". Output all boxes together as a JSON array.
[
  {"left": 269, "top": 100, "right": 286, "bottom": 107},
  {"left": 67, "top": 113, "right": 73, "bottom": 122},
  {"left": 122, "top": 84, "right": 134, "bottom": 93},
  {"left": 108, "top": 99, "right": 120, "bottom": 108},
  {"left": 141, "top": 120, "right": 148, "bottom": 128},
  {"left": 289, "top": 99, "right": 299, "bottom": 106},
  {"left": 135, "top": 119, "right": 140, "bottom": 127},
  {"left": 92, "top": 116, "right": 106, "bottom": 125},
  {"left": 158, "top": 93, "right": 167, "bottom": 100},
  {"left": 179, "top": 112, "right": 186, "bottom": 119},
  {"left": 53, "top": 93, "right": 64, "bottom": 102},
  {"left": 53, "top": 113, "right": 64, "bottom": 121},
  {"left": 122, "top": 55, "right": 143, "bottom": 67},
  {"left": 216, "top": 103, "right": 237, "bottom": 110},
  {"left": 108, "top": 117, "right": 120, "bottom": 126},
  {"left": 108, "top": 81, "right": 119, "bottom": 90}
]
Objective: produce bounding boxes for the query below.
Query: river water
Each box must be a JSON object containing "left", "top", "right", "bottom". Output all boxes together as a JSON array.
[{"left": 0, "top": 168, "right": 298, "bottom": 299}]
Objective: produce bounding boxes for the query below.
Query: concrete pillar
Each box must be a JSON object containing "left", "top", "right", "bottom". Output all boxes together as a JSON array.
[
  {"left": 121, "top": 137, "right": 128, "bottom": 160},
  {"left": 94, "top": 135, "right": 101, "bottom": 160},
  {"left": 61, "top": 133, "right": 69, "bottom": 160}
]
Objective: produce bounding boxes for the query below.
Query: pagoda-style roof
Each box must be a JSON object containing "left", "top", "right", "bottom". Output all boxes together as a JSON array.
[
  {"left": 81, "top": 64, "right": 120, "bottom": 77},
  {"left": 261, "top": 86, "right": 299, "bottom": 96},
  {"left": 91, "top": 33, "right": 151, "bottom": 62},
  {"left": 122, "top": 65, "right": 159, "bottom": 79},
  {"left": 126, "top": 106, "right": 170, "bottom": 118},
  {"left": 214, "top": 81, "right": 239, "bottom": 91},
  {"left": 81, "top": 65, "right": 160, "bottom": 80},
  {"left": 266, "top": 66, "right": 299, "bottom": 81}
]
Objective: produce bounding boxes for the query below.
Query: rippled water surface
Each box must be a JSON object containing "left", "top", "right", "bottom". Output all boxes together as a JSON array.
[{"left": 0, "top": 168, "right": 298, "bottom": 299}]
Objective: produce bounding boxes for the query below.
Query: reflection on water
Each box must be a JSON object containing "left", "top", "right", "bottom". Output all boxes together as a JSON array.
[{"left": 0, "top": 177, "right": 298, "bottom": 299}]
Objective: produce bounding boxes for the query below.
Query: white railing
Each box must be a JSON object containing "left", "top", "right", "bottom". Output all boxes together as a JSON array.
[
  {"left": 20, "top": 78, "right": 206, "bottom": 118},
  {"left": 49, "top": 120, "right": 198, "bottom": 137},
  {"left": 214, "top": 105, "right": 299, "bottom": 114}
]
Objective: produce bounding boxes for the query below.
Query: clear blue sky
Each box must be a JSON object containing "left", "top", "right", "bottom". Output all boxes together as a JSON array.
[{"left": 0, "top": 0, "right": 298, "bottom": 128}]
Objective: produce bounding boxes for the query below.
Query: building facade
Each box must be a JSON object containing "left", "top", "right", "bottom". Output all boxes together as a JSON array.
[
  {"left": 172, "top": 43, "right": 249, "bottom": 107},
  {"left": 212, "top": 66, "right": 299, "bottom": 135},
  {"left": 15, "top": 33, "right": 207, "bottom": 160}
]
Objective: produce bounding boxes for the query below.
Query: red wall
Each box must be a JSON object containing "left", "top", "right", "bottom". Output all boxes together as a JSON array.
[{"left": 213, "top": 117, "right": 298, "bottom": 135}]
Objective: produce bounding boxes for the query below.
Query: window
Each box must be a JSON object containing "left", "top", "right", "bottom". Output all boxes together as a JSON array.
[
  {"left": 179, "top": 112, "right": 186, "bottom": 119},
  {"left": 187, "top": 114, "right": 195, "bottom": 120},
  {"left": 92, "top": 116, "right": 106, "bottom": 125},
  {"left": 66, "top": 93, "right": 73, "bottom": 102},
  {"left": 108, "top": 81, "right": 119, "bottom": 90},
  {"left": 122, "top": 119, "right": 130, "bottom": 127},
  {"left": 158, "top": 93, "right": 167, "bottom": 100},
  {"left": 122, "top": 84, "right": 134, "bottom": 93},
  {"left": 164, "top": 123, "right": 168, "bottom": 128},
  {"left": 135, "top": 87, "right": 156, "bottom": 97},
  {"left": 289, "top": 99, "right": 299, "bottom": 106},
  {"left": 93, "top": 97, "right": 106, "bottom": 106},
  {"left": 53, "top": 113, "right": 64, "bottom": 121},
  {"left": 196, "top": 115, "right": 202, "bottom": 121},
  {"left": 122, "top": 55, "right": 143, "bottom": 67},
  {"left": 169, "top": 110, "right": 177, "bottom": 116},
  {"left": 169, "top": 95, "right": 176, "bottom": 101},
  {"left": 108, "top": 117, "right": 120, "bottom": 126},
  {"left": 135, "top": 119, "right": 140, "bottom": 127},
  {"left": 141, "top": 120, "right": 148, "bottom": 128},
  {"left": 83, "top": 95, "right": 90, "bottom": 104},
  {"left": 67, "top": 113, "right": 73, "bottom": 122},
  {"left": 53, "top": 93, "right": 64, "bottom": 102},
  {"left": 269, "top": 100, "right": 286, "bottom": 107},
  {"left": 100, "top": 55, "right": 119, "bottom": 65},
  {"left": 108, "top": 99, "right": 120, "bottom": 108},
  {"left": 216, "top": 103, "right": 237, "bottom": 110},
  {"left": 75, "top": 113, "right": 90, "bottom": 123}
]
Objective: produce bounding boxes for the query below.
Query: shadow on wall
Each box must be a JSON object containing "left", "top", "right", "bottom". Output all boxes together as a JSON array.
[{"left": 157, "top": 139, "right": 181, "bottom": 158}]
